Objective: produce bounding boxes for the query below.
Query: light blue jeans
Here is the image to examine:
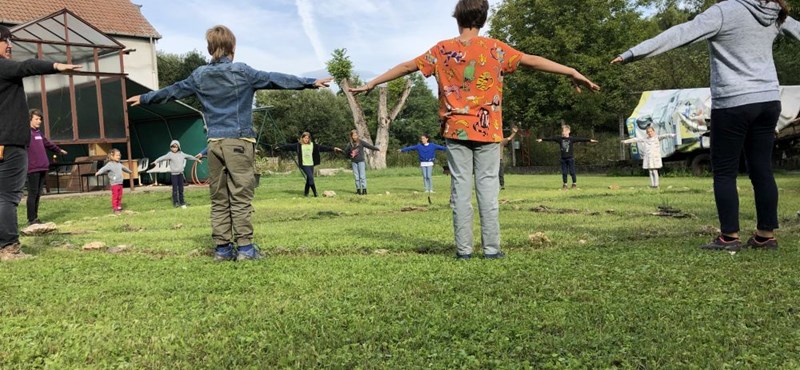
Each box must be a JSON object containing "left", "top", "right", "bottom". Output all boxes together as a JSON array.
[
  {"left": 446, "top": 139, "right": 501, "bottom": 256},
  {"left": 421, "top": 166, "right": 433, "bottom": 192},
  {"left": 351, "top": 161, "right": 367, "bottom": 190}
]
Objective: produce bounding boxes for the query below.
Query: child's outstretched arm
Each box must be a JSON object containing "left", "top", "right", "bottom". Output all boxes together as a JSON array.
[
  {"left": 658, "top": 134, "right": 678, "bottom": 141},
  {"left": 781, "top": 17, "right": 800, "bottom": 40},
  {"left": 399, "top": 144, "right": 418, "bottom": 153},
  {"left": 363, "top": 141, "right": 380, "bottom": 151},
  {"left": 122, "top": 166, "right": 132, "bottom": 174},
  {"left": 95, "top": 163, "right": 111, "bottom": 177},
  {"left": 621, "top": 138, "right": 642, "bottom": 144},
  {"left": 520, "top": 55, "right": 600, "bottom": 93},
  {"left": 350, "top": 60, "right": 419, "bottom": 95},
  {"left": 184, "top": 153, "right": 200, "bottom": 162}
]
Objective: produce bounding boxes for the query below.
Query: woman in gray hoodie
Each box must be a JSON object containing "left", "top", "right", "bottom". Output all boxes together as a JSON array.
[{"left": 613, "top": 0, "right": 799, "bottom": 251}]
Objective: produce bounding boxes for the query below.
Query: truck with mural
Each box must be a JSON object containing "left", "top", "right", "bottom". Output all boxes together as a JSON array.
[{"left": 625, "top": 86, "right": 800, "bottom": 175}]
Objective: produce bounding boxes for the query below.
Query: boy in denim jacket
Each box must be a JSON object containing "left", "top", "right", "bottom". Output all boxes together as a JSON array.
[{"left": 128, "top": 25, "right": 332, "bottom": 261}]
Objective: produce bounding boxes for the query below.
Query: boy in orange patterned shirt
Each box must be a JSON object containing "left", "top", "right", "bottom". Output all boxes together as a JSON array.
[{"left": 351, "top": 0, "right": 599, "bottom": 259}]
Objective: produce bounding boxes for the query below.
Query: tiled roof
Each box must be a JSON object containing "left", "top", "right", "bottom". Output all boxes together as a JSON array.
[{"left": 0, "top": 0, "right": 161, "bottom": 38}]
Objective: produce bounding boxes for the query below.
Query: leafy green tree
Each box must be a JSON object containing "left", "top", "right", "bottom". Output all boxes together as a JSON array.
[
  {"left": 254, "top": 89, "right": 352, "bottom": 151},
  {"left": 326, "top": 48, "right": 414, "bottom": 169},
  {"left": 155, "top": 50, "right": 207, "bottom": 111},
  {"left": 489, "top": 0, "right": 653, "bottom": 134}
]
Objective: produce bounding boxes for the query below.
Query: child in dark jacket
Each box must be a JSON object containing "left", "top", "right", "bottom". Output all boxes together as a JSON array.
[
  {"left": 399, "top": 134, "right": 447, "bottom": 193},
  {"left": 537, "top": 124, "right": 597, "bottom": 190},
  {"left": 278, "top": 132, "right": 341, "bottom": 197},
  {"left": 343, "top": 130, "right": 379, "bottom": 195}
]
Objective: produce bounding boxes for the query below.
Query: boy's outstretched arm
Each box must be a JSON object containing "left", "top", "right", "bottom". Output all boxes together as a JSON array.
[
  {"left": 520, "top": 55, "right": 600, "bottom": 93},
  {"left": 350, "top": 60, "right": 419, "bottom": 94}
]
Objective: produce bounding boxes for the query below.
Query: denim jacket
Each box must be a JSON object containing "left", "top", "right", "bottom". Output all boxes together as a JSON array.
[{"left": 140, "top": 57, "right": 317, "bottom": 139}]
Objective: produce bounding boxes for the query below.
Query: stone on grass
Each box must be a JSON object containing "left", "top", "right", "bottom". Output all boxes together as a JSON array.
[
  {"left": 323, "top": 190, "right": 337, "bottom": 198},
  {"left": 82, "top": 241, "right": 107, "bottom": 251},
  {"left": 318, "top": 168, "right": 345, "bottom": 177},
  {"left": 373, "top": 249, "right": 390, "bottom": 256},
  {"left": 21, "top": 222, "right": 57, "bottom": 236},
  {"left": 608, "top": 185, "right": 621, "bottom": 190},
  {"left": 172, "top": 224, "right": 184, "bottom": 230},
  {"left": 107, "top": 245, "right": 130, "bottom": 254},
  {"left": 528, "top": 232, "right": 551, "bottom": 246}
]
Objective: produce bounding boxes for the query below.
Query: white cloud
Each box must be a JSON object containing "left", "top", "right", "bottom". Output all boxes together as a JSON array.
[
  {"left": 136, "top": 0, "right": 506, "bottom": 78},
  {"left": 295, "top": 0, "right": 328, "bottom": 66}
]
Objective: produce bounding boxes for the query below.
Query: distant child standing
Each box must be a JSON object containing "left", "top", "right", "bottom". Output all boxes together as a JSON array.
[
  {"left": 499, "top": 126, "right": 518, "bottom": 190},
  {"left": 537, "top": 125, "right": 598, "bottom": 190},
  {"left": 95, "top": 149, "right": 132, "bottom": 213},
  {"left": 399, "top": 134, "right": 447, "bottom": 193},
  {"left": 350, "top": 0, "right": 599, "bottom": 259},
  {"left": 343, "top": 130, "right": 379, "bottom": 195},
  {"left": 621, "top": 127, "right": 676, "bottom": 188},
  {"left": 278, "top": 132, "right": 341, "bottom": 197},
  {"left": 153, "top": 140, "right": 199, "bottom": 208}
]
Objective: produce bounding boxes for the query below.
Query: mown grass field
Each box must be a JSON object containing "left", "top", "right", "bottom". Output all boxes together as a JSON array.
[{"left": 2, "top": 168, "right": 800, "bottom": 368}]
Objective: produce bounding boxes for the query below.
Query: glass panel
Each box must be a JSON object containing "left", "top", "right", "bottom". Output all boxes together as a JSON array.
[
  {"left": 101, "top": 78, "right": 126, "bottom": 139},
  {"left": 98, "top": 53, "right": 122, "bottom": 74},
  {"left": 67, "top": 13, "right": 118, "bottom": 47},
  {"left": 10, "top": 41, "right": 38, "bottom": 61},
  {"left": 69, "top": 46, "right": 97, "bottom": 71},
  {"left": 39, "top": 18, "right": 68, "bottom": 42},
  {"left": 24, "top": 76, "right": 43, "bottom": 125},
  {"left": 44, "top": 75, "right": 74, "bottom": 141},
  {"left": 73, "top": 75, "right": 100, "bottom": 139}
]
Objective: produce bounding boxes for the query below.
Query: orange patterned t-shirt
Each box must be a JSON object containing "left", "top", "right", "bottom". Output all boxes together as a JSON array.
[{"left": 416, "top": 36, "right": 523, "bottom": 143}]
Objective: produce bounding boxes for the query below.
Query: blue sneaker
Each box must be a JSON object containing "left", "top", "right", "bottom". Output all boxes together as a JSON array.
[
  {"left": 455, "top": 253, "right": 472, "bottom": 260},
  {"left": 213, "top": 243, "right": 236, "bottom": 262},
  {"left": 236, "top": 244, "right": 262, "bottom": 261},
  {"left": 483, "top": 252, "right": 506, "bottom": 259}
]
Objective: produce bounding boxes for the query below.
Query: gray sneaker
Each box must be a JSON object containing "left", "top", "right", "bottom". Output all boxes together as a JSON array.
[
  {"left": 699, "top": 236, "right": 741, "bottom": 252},
  {"left": 745, "top": 234, "right": 778, "bottom": 250}
]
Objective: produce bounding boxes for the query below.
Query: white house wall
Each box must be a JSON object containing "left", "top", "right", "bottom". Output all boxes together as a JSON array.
[{"left": 117, "top": 35, "right": 159, "bottom": 90}]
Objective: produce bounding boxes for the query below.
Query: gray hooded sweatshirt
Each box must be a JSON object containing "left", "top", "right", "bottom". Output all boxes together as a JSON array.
[
  {"left": 620, "top": 0, "right": 800, "bottom": 109},
  {"left": 154, "top": 140, "right": 199, "bottom": 175}
]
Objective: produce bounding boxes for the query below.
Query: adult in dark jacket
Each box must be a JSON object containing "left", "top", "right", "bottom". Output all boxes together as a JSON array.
[
  {"left": 26, "top": 109, "right": 67, "bottom": 225},
  {"left": 278, "top": 132, "right": 341, "bottom": 197},
  {"left": 0, "top": 26, "right": 80, "bottom": 254}
]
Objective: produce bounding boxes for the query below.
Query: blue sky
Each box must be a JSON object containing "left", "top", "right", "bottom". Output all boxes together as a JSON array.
[{"left": 134, "top": 0, "right": 503, "bottom": 81}]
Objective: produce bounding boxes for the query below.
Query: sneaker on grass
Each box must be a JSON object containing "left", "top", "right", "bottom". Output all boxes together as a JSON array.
[
  {"left": 745, "top": 234, "right": 778, "bottom": 250},
  {"left": 699, "top": 236, "right": 741, "bottom": 252}
]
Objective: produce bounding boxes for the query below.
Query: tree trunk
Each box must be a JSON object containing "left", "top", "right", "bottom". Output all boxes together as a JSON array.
[
  {"left": 341, "top": 78, "right": 413, "bottom": 170},
  {"left": 339, "top": 79, "right": 371, "bottom": 142},
  {"left": 370, "top": 80, "right": 413, "bottom": 169}
]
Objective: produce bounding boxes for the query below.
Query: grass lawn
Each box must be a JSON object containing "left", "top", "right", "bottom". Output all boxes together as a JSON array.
[{"left": 2, "top": 168, "right": 800, "bottom": 368}]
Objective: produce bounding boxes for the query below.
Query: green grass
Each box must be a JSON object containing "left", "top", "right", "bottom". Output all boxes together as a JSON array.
[{"left": 2, "top": 168, "right": 800, "bottom": 368}]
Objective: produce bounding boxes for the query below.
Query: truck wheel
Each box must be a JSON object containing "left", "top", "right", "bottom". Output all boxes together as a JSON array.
[{"left": 690, "top": 154, "right": 711, "bottom": 176}]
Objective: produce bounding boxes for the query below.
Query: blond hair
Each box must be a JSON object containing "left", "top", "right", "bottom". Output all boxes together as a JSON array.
[
  {"left": 206, "top": 25, "right": 236, "bottom": 62},
  {"left": 107, "top": 148, "right": 121, "bottom": 161}
]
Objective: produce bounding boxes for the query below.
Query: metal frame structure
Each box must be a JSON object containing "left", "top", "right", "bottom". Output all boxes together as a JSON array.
[{"left": 10, "top": 8, "right": 136, "bottom": 188}]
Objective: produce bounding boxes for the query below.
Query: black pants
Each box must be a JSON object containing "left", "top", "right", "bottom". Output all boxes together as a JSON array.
[
  {"left": 26, "top": 170, "right": 47, "bottom": 223},
  {"left": 560, "top": 157, "right": 576, "bottom": 184},
  {"left": 171, "top": 174, "right": 185, "bottom": 205},
  {"left": 0, "top": 146, "right": 27, "bottom": 247},
  {"left": 498, "top": 160, "right": 505, "bottom": 187},
  {"left": 301, "top": 166, "right": 317, "bottom": 196},
  {"left": 711, "top": 101, "right": 781, "bottom": 234}
]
